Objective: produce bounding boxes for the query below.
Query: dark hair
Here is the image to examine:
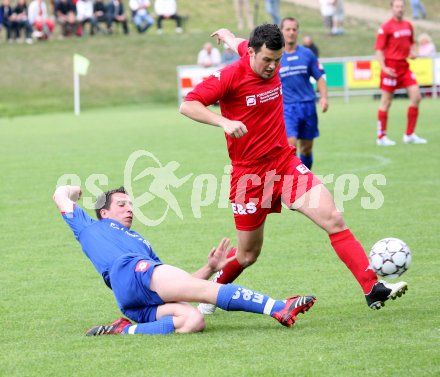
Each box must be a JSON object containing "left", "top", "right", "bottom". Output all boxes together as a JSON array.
[
  {"left": 280, "top": 17, "right": 299, "bottom": 30},
  {"left": 249, "top": 24, "right": 284, "bottom": 54},
  {"left": 95, "top": 186, "right": 127, "bottom": 219}
]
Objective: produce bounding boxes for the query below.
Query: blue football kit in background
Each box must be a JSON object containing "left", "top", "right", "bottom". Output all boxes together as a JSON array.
[{"left": 280, "top": 45, "right": 324, "bottom": 140}]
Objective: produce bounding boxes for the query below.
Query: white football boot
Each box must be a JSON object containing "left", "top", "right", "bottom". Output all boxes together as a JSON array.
[
  {"left": 403, "top": 133, "right": 427, "bottom": 144},
  {"left": 365, "top": 280, "right": 408, "bottom": 310},
  {"left": 376, "top": 136, "right": 396, "bottom": 146}
]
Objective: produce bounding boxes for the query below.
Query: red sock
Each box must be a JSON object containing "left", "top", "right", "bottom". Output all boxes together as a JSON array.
[
  {"left": 377, "top": 110, "right": 388, "bottom": 139},
  {"left": 406, "top": 106, "right": 419, "bottom": 136},
  {"left": 213, "top": 247, "right": 245, "bottom": 284},
  {"left": 329, "top": 229, "right": 377, "bottom": 294}
]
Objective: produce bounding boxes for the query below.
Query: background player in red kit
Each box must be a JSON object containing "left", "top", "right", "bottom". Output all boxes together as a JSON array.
[
  {"left": 180, "top": 24, "right": 408, "bottom": 312},
  {"left": 375, "top": 0, "right": 427, "bottom": 146}
]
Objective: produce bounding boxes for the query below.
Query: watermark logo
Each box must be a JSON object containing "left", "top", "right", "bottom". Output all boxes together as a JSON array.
[
  {"left": 124, "top": 150, "right": 192, "bottom": 226},
  {"left": 56, "top": 150, "right": 387, "bottom": 227}
]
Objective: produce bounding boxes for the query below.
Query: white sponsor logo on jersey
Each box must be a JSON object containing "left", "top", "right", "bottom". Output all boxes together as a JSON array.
[
  {"left": 287, "top": 55, "right": 299, "bottom": 61},
  {"left": 383, "top": 77, "right": 397, "bottom": 87},
  {"left": 394, "top": 29, "right": 412, "bottom": 38},
  {"left": 246, "top": 95, "right": 257, "bottom": 106},
  {"left": 296, "top": 164, "right": 310, "bottom": 174},
  {"left": 232, "top": 202, "right": 257, "bottom": 215}
]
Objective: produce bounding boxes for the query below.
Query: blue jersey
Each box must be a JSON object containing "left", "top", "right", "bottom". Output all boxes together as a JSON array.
[
  {"left": 279, "top": 45, "right": 324, "bottom": 104},
  {"left": 62, "top": 205, "right": 161, "bottom": 288}
]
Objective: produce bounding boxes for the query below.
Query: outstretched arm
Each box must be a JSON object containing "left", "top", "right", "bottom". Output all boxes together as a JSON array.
[
  {"left": 192, "top": 238, "right": 236, "bottom": 280},
  {"left": 53, "top": 185, "right": 82, "bottom": 213},
  {"left": 210, "top": 28, "right": 245, "bottom": 54}
]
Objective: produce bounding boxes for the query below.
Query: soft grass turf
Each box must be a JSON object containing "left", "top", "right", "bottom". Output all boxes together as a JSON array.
[{"left": 1, "top": 98, "right": 439, "bottom": 377}]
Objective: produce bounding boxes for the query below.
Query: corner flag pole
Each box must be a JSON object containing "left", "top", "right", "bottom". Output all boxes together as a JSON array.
[
  {"left": 74, "top": 72, "right": 80, "bottom": 116},
  {"left": 73, "top": 54, "right": 90, "bottom": 116}
]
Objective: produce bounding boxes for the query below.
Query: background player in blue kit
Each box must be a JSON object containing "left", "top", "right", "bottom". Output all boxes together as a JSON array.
[
  {"left": 53, "top": 185, "right": 316, "bottom": 335},
  {"left": 280, "top": 17, "right": 329, "bottom": 170}
]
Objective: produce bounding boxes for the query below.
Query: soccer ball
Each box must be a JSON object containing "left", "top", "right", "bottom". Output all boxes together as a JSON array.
[{"left": 369, "top": 238, "right": 412, "bottom": 279}]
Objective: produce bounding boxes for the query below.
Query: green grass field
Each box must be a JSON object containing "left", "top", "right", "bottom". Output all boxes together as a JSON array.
[
  {"left": 2, "top": 1, "right": 440, "bottom": 375},
  {"left": 1, "top": 97, "right": 439, "bottom": 377}
]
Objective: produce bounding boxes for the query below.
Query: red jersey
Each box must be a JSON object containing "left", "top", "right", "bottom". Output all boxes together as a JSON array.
[
  {"left": 375, "top": 17, "right": 414, "bottom": 61},
  {"left": 185, "top": 41, "right": 289, "bottom": 165}
]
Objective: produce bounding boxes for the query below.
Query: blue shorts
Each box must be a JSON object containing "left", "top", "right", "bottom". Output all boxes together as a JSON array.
[
  {"left": 109, "top": 254, "right": 164, "bottom": 323},
  {"left": 283, "top": 101, "right": 319, "bottom": 140}
]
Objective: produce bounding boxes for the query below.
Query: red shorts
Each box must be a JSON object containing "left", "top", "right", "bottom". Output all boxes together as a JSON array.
[
  {"left": 230, "top": 147, "right": 321, "bottom": 231},
  {"left": 380, "top": 59, "right": 417, "bottom": 92}
]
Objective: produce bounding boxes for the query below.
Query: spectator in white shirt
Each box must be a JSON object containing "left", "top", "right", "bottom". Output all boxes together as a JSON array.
[
  {"left": 76, "top": 0, "right": 97, "bottom": 35},
  {"left": 319, "top": 0, "right": 335, "bottom": 35},
  {"left": 129, "top": 0, "right": 154, "bottom": 33},
  {"left": 197, "top": 42, "right": 221, "bottom": 68},
  {"left": 154, "top": 0, "right": 182, "bottom": 34},
  {"left": 28, "top": 0, "right": 54, "bottom": 39}
]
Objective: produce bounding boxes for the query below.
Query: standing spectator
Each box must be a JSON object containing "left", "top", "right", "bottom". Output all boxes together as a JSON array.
[
  {"left": 417, "top": 33, "right": 436, "bottom": 56},
  {"left": 221, "top": 43, "right": 239, "bottom": 66},
  {"left": 319, "top": 0, "right": 335, "bottom": 35},
  {"left": 332, "top": 0, "right": 344, "bottom": 35},
  {"left": 233, "top": 0, "right": 253, "bottom": 31},
  {"left": 11, "top": 0, "right": 33, "bottom": 43},
  {"left": 129, "top": 0, "right": 153, "bottom": 33},
  {"left": 92, "top": 0, "right": 109, "bottom": 33},
  {"left": 265, "top": 0, "right": 280, "bottom": 25},
  {"left": 302, "top": 34, "right": 319, "bottom": 57},
  {"left": 410, "top": 0, "right": 426, "bottom": 20},
  {"left": 0, "top": 0, "right": 14, "bottom": 42},
  {"left": 107, "top": 0, "right": 129, "bottom": 34},
  {"left": 55, "top": 0, "right": 78, "bottom": 37},
  {"left": 375, "top": 0, "right": 426, "bottom": 146},
  {"left": 280, "top": 17, "right": 328, "bottom": 170},
  {"left": 28, "top": 0, "right": 55, "bottom": 39},
  {"left": 154, "top": 0, "right": 182, "bottom": 34},
  {"left": 197, "top": 42, "right": 221, "bottom": 67},
  {"left": 76, "top": 0, "right": 97, "bottom": 35}
]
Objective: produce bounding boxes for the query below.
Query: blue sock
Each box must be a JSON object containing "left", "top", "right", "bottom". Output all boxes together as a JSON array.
[
  {"left": 300, "top": 154, "right": 313, "bottom": 170},
  {"left": 216, "top": 284, "right": 285, "bottom": 316},
  {"left": 123, "top": 316, "right": 175, "bottom": 335}
]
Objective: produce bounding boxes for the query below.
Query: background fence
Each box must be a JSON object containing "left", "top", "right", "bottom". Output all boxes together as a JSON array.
[{"left": 177, "top": 54, "right": 440, "bottom": 104}]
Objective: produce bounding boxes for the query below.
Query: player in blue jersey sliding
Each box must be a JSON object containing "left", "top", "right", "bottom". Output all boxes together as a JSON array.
[
  {"left": 53, "top": 185, "right": 316, "bottom": 335},
  {"left": 279, "top": 17, "right": 329, "bottom": 170}
]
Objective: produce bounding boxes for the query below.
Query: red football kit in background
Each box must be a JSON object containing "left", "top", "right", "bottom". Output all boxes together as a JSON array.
[
  {"left": 185, "top": 41, "right": 319, "bottom": 231},
  {"left": 375, "top": 17, "right": 417, "bottom": 92}
]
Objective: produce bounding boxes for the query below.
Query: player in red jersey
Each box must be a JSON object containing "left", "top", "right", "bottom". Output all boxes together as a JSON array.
[
  {"left": 180, "top": 24, "right": 408, "bottom": 312},
  {"left": 375, "top": 0, "right": 427, "bottom": 146}
]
